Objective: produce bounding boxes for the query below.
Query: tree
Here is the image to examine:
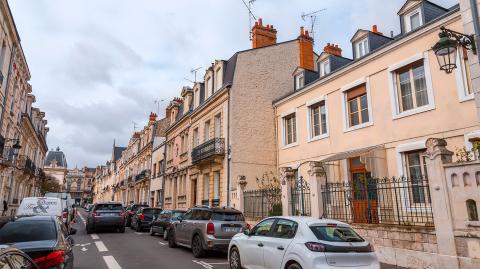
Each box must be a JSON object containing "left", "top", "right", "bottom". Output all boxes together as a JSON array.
[
  {"left": 40, "top": 176, "right": 62, "bottom": 195},
  {"left": 256, "top": 171, "right": 280, "bottom": 190}
]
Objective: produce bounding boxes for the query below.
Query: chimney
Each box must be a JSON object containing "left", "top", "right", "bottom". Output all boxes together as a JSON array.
[
  {"left": 323, "top": 43, "right": 342, "bottom": 57},
  {"left": 372, "top": 24, "right": 383, "bottom": 35},
  {"left": 298, "top": 26, "right": 314, "bottom": 71},
  {"left": 252, "top": 18, "right": 277, "bottom": 49},
  {"left": 149, "top": 112, "right": 157, "bottom": 125}
]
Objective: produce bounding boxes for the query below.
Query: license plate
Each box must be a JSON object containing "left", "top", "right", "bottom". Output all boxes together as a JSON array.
[
  {"left": 223, "top": 227, "right": 241, "bottom": 233},
  {"left": 105, "top": 213, "right": 117, "bottom": 216}
]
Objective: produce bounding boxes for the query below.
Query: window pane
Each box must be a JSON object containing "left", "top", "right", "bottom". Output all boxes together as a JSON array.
[
  {"left": 399, "top": 71, "right": 413, "bottom": 111},
  {"left": 271, "top": 219, "right": 297, "bottom": 239},
  {"left": 252, "top": 219, "right": 275, "bottom": 236},
  {"left": 360, "top": 94, "right": 368, "bottom": 110},
  {"left": 311, "top": 106, "right": 320, "bottom": 137},
  {"left": 410, "top": 12, "right": 421, "bottom": 30},
  {"left": 413, "top": 65, "right": 428, "bottom": 107},
  {"left": 361, "top": 108, "right": 369, "bottom": 123},
  {"left": 310, "top": 226, "right": 364, "bottom": 242},
  {"left": 0, "top": 221, "right": 56, "bottom": 243},
  {"left": 350, "top": 112, "right": 359, "bottom": 126},
  {"left": 213, "top": 171, "right": 220, "bottom": 199},
  {"left": 348, "top": 99, "right": 358, "bottom": 113},
  {"left": 320, "top": 105, "right": 327, "bottom": 134},
  {"left": 203, "top": 174, "right": 210, "bottom": 199},
  {"left": 405, "top": 151, "right": 426, "bottom": 204}
]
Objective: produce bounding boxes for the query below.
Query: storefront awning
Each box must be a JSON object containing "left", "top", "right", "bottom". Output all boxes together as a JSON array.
[{"left": 320, "top": 145, "right": 385, "bottom": 163}]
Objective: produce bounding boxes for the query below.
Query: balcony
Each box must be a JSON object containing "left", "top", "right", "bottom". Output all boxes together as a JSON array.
[
  {"left": 191, "top": 138, "right": 225, "bottom": 164},
  {"left": 135, "top": 169, "right": 151, "bottom": 182}
]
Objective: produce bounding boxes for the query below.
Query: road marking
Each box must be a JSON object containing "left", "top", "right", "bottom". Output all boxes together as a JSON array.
[
  {"left": 81, "top": 247, "right": 88, "bottom": 252},
  {"left": 103, "top": 255, "right": 122, "bottom": 269},
  {"left": 192, "top": 260, "right": 214, "bottom": 269},
  {"left": 208, "top": 263, "right": 228, "bottom": 265},
  {"left": 158, "top": 241, "right": 166, "bottom": 246},
  {"left": 95, "top": 241, "right": 108, "bottom": 252},
  {"left": 91, "top": 234, "right": 100, "bottom": 240},
  {"left": 134, "top": 232, "right": 143, "bottom": 235}
]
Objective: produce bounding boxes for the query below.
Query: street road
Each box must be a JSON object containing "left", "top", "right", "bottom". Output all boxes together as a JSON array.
[{"left": 72, "top": 209, "right": 402, "bottom": 269}]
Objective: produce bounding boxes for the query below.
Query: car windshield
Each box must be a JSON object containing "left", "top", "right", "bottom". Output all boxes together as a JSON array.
[
  {"left": 211, "top": 212, "right": 244, "bottom": 221},
  {"left": 310, "top": 226, "right": 364, "bottom": 242},
  {"left": 143, "top": 209, "right": 161, "bottom": 215},
  {"left": 172, "top": 212, "right": 184, "bottom": 218},
  {"left": 131, "top": 205, "right": 147, "bottom": 211},
  {"left": 95, "top": 204, "right": 123, "bottom": 211},
  {"left": 0, "top": 220, "right": 57, "bottom": 243}
]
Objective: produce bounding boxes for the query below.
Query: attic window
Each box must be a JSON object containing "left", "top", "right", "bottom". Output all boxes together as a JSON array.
[
  {"left": 296, "top": 73, "right": 305, "bottom": 90},
  {"left": 355, "top": 38, "right": 369, "bottom": 59},
  {"left": 405, "top": 8, "right": 422, "bottom": 32},
  {"left": 320, "top": 59, "right": 330, "bottom": 76}
]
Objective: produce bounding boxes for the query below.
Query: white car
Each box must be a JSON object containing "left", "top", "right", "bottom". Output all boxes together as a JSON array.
[{"left": 228, "top": 217, "right": 380, "bottom": 269}]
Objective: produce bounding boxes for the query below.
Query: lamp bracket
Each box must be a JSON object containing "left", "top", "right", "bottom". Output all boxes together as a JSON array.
[{"left": 440, "top": 26, "right": 477, "bottom": 55}]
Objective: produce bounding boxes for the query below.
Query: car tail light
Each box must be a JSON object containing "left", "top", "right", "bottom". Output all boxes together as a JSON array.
[
  {"left": 92, "top": 211, "right": 100, "bottom": 218},
  {"left": 33, "top": 251, "right": 65, "bottom": 268},
  {"left": 207, "top": 222, "right": 215, "bottom": 235},
  {"left": 305, "top": 242, "right": 326, "bottom": 252},
  {"left": 119, "top": 212, "right": 125, "bottom": 217},
  {"left": 139, "top": 214, "right": 145, "bottom": 221}
]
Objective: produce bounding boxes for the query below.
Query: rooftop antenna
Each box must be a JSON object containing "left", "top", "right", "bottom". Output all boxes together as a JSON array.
[
  {"left": 154, "top": 99, "right": 164, "bottom": 115},
  {"left": 301, "top": 8, "right": 327, "bottom": 40},
  {"left": 131, "top": 121, "right": 138, "bottom": 132},
  {"left": 240, "top": 0, "right": 257, "bottom": 40},
  {"left": 190, "top": 67, "right": 202, "bottom": 82}
]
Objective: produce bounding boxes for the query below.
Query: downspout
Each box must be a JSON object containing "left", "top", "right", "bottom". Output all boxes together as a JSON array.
[
  {"left": 470, "top": 0, "right": 480, "bottom": 57},
  {"left": 226, "top": 89, "right": 231, "bottom": 207},
  {"left": 0, "top": 44, "right": 16, "bottom": 135},
  {"left": 274, "top": 105, "right": 279, "bottom": 178}
]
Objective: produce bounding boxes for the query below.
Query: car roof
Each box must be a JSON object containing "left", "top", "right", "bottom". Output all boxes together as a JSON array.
[
  {"left": 95, "top": 202, "right": 122, "bottom": 205},
  {"left": 192, "top": 206, "right": 242, "bottom": 213},
  {"left": 13, "top": 215, "right": 56, "bottom": 221},
  {"left": 261, "top": 216, "right": 349, "bottom": 226}
]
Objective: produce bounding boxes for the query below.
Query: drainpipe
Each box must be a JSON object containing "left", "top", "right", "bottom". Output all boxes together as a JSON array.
[{"left": 226, "top": 90, "right": 231, "bottom": 207}]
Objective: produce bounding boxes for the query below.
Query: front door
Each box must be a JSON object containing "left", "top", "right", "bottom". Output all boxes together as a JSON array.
[{"left": 349, "top": 157, "right": 378, "bottom": 224}]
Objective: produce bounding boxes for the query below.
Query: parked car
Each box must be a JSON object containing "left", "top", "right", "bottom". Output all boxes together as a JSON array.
[
  {"left": 0, "top": 215, "right": 75, "bottom": 269},
  {"left": 0, "top": 245, "right": 39, "bottom": 269},
  {"left": 228, "top": 216, "right": 380, "bottom": 269},
  {"left": 124, "top": 203, "right": 148, "bottom": 227},
  {"left": 16, "top": 197, "right": 73, "bottom": 230},
  {"left": 150, "top": 209, "right": 186, "bottom": 239},
  {"left": 86, "top": 202, "right": 125, "bottom": 234},
  {"left": 130, "top": 207, "right": 162, "bottom": 232},
  {"left": 167, "top": 206, "right": 247, "bottom": 258},
  {"left": 44, "top": 193, "right": 75, "bottom": 224},
  {"left": 85, "top": 204, "right": 94, "bottom": 212}
]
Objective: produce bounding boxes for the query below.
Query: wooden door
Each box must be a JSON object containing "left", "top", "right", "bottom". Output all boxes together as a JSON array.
[{"left": 349, "top": 157, "right": 378, "bottom": 224}]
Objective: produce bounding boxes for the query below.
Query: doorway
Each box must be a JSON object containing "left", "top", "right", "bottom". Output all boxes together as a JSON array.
[{"left": 349, "top": 157, "right": 378, "bottom": 224}]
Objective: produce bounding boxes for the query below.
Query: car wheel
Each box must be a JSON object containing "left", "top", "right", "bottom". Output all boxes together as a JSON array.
[
  {"left": 229, "top": 247, "right": 242, "bottom": 269},
  {"left": 287, "top": 262, "right": 302, "bottom": 269},
  {"left": 136, "top": 222, "right": 142, "bottom": 232},
  {"left": 119, "top": 226, "right": 125, "bottom": 233},
  {"left": 192, "top": 235, "right": 206, "bottom": 258},
  {"left": 168, "top": 231, "right": 177, "bottom": 248},
  {"left": 163, "top": 229, "right": 168, "bottom": 240},
  {"left": 150, "top": 227, "right": 155, "bottom": 236}
]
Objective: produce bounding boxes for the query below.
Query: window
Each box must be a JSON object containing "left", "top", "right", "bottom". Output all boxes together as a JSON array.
[
  {"left": 180, "top": 135, "right": 185, "bottom": 153},
  {"left": 309, "top": 100, "right": 327, "bottom": 139},
  {"left": 310, "top": 226, "right": 364, "bottom": 242},
  {"left": 215, "top": 68, "right": 222, "bottom": 91},
  {"left": 456, "top": 47, "right": 474, "bottom": 100},
  {"left": 214, "top": 114, "right": 221, "bottom": 138},
  {"left": 320, "top": 59, "right": 330, "bottom": 76},
  {"left": 395, "top": 61, "right": 428, "bottom": 112},
  {"left": 193, "top": 128, "right": 198, "bottom": 147},
  {"left": 283, "top": 113, "right": 297, "bottom": 146},
  {"left": 205, "top": 77, "right": 212, "bottom": 97},
  {"left": 204, "top": 121, "right": 210, "bottom": 142},
  {"left": 355, "top": 38, "right": 369, "bottom": 59},
  {"left": 203, "top": 174, "right": 210, "bottom": 200},
  {"left": 213, "top": 171, "right": 220, "bottom": 199},
  {"left": 0, "top": 220, "right": 56, "bottom": 243},
  {"left": 251, "top": 218, "right": 275, "bottom": 236},
  {"left": 271, "top": 219, "right": 297, "bottom": 239},
  {"left": 404, "top": 150, "right": 428, "bottom": 204},
  {"left": 346, "top": 84, "right": 369, "bottom": 127},
  {"left": 405, "top": 8, "right": 423, "bottom": 32},
  {"left": 194, "top": 88, "right": 200, "bottom": 108},
  {"left": 296, "top": 73, "right": 304, "bottom": 89},
  {"left": 467, "top": 199, "right": 479, "bottom": 221}
]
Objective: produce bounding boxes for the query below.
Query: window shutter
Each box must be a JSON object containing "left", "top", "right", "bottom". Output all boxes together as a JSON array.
[{"left": 346, "top": 84, "right": 366, "bottom": 100}]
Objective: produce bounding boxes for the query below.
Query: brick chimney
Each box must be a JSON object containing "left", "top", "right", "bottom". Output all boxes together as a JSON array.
[
  {"left": 149, "top": 112, "right": 157, "bottom": 125},
  {"left": 298, "top": 26, "right": 314, "bottom": 71},
  {"left": 252, "top": 18, "right": 277, "bottom": 49},
  {"left": 372, "top": 24, "right": 383, "bottom": 35},
  {"left": 323, "top": 43, "right": 342, "bottom": 57}
]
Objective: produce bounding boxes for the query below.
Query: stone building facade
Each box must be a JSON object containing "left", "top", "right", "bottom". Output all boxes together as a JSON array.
[{"left": 44, "top": 148, "right": 68, "bottom": 189}]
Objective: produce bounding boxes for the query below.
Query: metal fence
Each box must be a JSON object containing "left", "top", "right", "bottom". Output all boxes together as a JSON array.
[
  {"left": 321, "top": 176, "right": 434, "bottom": 227},
  {"left": 291, "top": 176, "right": 311, "bottom": 216},
  {"left": 244, "top": 188, "right": 282, "bottom": 219}
]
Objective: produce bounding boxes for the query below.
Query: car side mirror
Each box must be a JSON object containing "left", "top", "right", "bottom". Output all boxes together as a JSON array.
[
  {"left": 243, "top": 229, "right": 251, "bottom": 236},
  {"left": 69, "top": 228, "right": 77, "bottom": 235}
]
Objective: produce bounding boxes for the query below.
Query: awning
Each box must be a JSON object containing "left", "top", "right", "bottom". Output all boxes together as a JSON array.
[{"left": 320, "top": 145, "right": 385, "bottom": 163}]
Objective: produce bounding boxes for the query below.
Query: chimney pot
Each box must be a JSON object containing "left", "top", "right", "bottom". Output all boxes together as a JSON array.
[
  {"left": 323, "top": 43, "right": 342, "bottom": 57},
  {"left": 258, "top": 18, "right": 263, "bottom": 25},
  {"left": 298, "top": 26, "right": 314, "bottom": 71},
  {"left": 372, "top": 24, "right": 378, "bottom": 33},
  {"left": 252, "top": 18, "right": 277, "bottom": 48}
]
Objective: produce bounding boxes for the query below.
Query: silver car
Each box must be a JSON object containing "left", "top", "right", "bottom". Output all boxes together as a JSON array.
[
  {"left": 86, "top": 202, "right": 125, "bottom": 234},
  {"left": 167, "top": 206, "right": 247, "bottom": 258}
]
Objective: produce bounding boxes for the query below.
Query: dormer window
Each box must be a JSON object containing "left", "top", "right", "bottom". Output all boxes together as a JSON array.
[
  {"left": 405, "top": 8, "right": 422, "bottom": 32},
  {"left": 205, "top": 77, "right": 212, "bottom": 98},
  {"left": 355, "top": 38, "right": 369, "bottom": 59},
  {"left": 295, "top": 73, "right": 304, "bottom": 90},
  {"left": 215, "top": 68, "right": 222, "bottom": 91},
  {"left": 319, "top": 59, "right": 330, "bottom": 77}
]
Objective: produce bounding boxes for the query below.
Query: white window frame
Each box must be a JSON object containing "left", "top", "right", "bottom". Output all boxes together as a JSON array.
[
  {"left": 280, "top": 108, "right": 299, "bottom": 149},
  {"left": 388, "top": 52, "right": 435, "bottom": 120},
  {"left": 455, "top": 47, "right": 474, "bottom": 102},
  {"left": 296, "top": 73, "right": 305, "bottom": 89},
  {"left": 320, "top": 59, "right": 331, "bottom": 76},
  {"left": 405, "top": 7, "right": 423, "bottom": 32},
  {"left": 355, "top": 38, "right": 369, "bottom": 59},
  {"left": 341, "top": 77, "right": 374, "bottom": 133},
  {"left": 306, "top": 96, "right": 329, "bottom": 142}
]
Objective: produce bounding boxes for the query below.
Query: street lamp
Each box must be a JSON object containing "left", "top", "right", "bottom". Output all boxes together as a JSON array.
[{"left": 433, "top": 26, "right": 477, "bottom": 74}]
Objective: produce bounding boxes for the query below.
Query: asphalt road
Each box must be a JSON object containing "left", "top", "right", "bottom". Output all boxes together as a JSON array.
[{"left": 72, "top": 209, "right": 404, "bottom": 269}]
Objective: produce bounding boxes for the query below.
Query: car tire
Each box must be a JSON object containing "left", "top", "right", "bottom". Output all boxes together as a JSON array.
[
  {"left": 229, "top": 247, "right": 242, "bottom": 269},
  {"left": 192, "top": 235, "right": 206, "bottom": 258},
  {"left": 150, "top": 227, "right": 155, "bottom": 236},
  {"left": 287, "top": 262, "right": 302, "bottom": 269},
  {"left": 136, "top": 222, "right": 142, "bottom": 232},
  {"left": 119, "top": 226, "right": 125, "bottom": 233},
  {"left": 168, "top": 231, "right": 177, "bottom": 248}
]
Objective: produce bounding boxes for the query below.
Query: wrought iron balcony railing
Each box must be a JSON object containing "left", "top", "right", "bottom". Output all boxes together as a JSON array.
[{"left": 191, "top": 138, "right": 225, "bottom": 164}]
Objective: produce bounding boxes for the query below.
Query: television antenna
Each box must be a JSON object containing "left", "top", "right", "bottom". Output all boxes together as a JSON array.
[
  {"left": 131, "top": 121, "right": 138, "bottom": 132},
  {"left": 190, "top": 67, "right": 202, "bottom": 82},
  {"left": 240, "top": 0, "right": 257, "bottom": 40},
  {"left": 301, "top": 8, "right": 327, "bottom": 40},
  {"left": 154, "top": 99, "right": 164, "bottom": 115}
]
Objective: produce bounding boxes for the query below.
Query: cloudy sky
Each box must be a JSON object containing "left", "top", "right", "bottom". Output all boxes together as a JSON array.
[{"left": 8, "top": 0, "right": 457, "bottom": 168}]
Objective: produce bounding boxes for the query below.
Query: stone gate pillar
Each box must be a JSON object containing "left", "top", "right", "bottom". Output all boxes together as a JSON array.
[
  {"left": 280, "top": 167, "right": 295, "bottom": 216},
  {"left": 423, "top": 138, "right": 459, "bottom": 269},
  {"left": 308, "top": 162, "right": 327, "bottom": 218},
  {"left": 236, "top": 175, "right": 247, "bottom": 212}
]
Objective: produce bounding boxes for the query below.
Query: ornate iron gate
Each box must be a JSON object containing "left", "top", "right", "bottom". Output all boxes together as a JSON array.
[
  {"left": 290, "top": 176, "right": 311, "bottom": 216},
  {"left": 244, "top": 187, "right": 282, "bottom": 219}
]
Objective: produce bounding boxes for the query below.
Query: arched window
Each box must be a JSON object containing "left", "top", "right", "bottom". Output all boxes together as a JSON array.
[{"left": 467, "top": 199, "right": 479, "bottom": 221}]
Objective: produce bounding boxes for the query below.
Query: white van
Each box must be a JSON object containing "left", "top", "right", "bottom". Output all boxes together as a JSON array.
[{"left": 16, "top": 197, "right": 63, "bottom": 219}]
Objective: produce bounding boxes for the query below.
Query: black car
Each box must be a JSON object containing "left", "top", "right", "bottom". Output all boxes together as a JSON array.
[
  {"left": 0, "top": 245, "right": 39, "bottom": 269},
  {"left": 150, "top": 209, "right": 186, "bottom": 239},
  {"left": 130, "top": 207, "right": 162, "bottom": 232},
  {"left": 124, "top": 204, "right": 148, "bottom": 227},
  {"left": 86, "top": 202, "right": 125, "bottom": 234},
  {"left": 0, "top": 216, "right": 75, "bottom": 269}
]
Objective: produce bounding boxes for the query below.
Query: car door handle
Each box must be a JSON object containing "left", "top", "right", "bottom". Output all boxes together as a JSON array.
[
  {"left": 277, "top": 246, "right": 284, "bottom": 250},
  {"left": 257, "top": 243, "right": 264, "bottom": 247}
]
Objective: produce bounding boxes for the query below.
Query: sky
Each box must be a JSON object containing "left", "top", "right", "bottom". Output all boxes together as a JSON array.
[{"left": 8, "top": 0, "right": 457, "bottom": 168}]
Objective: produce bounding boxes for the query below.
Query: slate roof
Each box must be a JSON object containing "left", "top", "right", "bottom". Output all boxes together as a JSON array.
[
  {"left": 113, "top": 146, "right": 126, "bottom": 161},
  {"left": 155, "top": 118, "right": 170, "bottom": 137},
  {"left": 44, "top": 149, "right": 67, "bottom": 167}
]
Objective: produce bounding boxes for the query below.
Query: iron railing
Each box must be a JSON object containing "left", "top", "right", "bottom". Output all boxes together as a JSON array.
[
  {"left": 244, "top": 188, "right": 283, "bottom": 219},
  {"left": 191, "top": 138, "right": 225, "bottom": 164},
  {"left": 321, "top": 176, "right": 434, "bottom": 227},
  {"left": 291, "top": 176, "right": 311, "bottom": 216}
]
